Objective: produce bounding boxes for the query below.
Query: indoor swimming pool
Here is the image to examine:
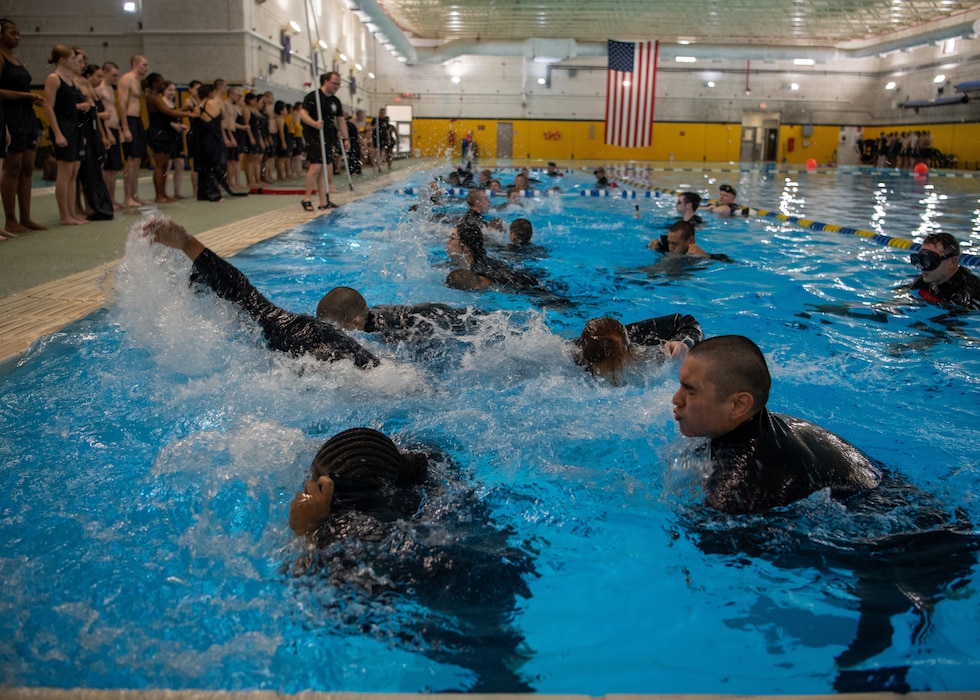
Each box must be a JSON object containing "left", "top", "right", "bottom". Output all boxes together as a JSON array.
[{"left": 0, "top": 164, "right": 978, "bottom": 695}]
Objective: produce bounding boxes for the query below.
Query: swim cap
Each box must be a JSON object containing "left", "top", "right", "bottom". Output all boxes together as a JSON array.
[{"left": 311, "top": 427, "right": 427, "bottom": 488}]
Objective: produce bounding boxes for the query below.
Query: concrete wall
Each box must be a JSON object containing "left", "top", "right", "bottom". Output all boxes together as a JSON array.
[{"left": 7, "top": 0, "right": 980, "bottom": 161}]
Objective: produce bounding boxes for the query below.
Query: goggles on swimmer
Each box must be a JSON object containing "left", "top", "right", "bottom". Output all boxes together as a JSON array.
[{"left": 910, "top": 249, "right": 956, "bottom": 272}]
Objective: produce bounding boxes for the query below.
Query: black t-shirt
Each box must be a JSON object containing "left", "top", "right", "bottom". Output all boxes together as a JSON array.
[
  {"left": 704, "top": 408, "right": 882, "bottom": 514},
  {"left": 190, "top": 248, "right": 379, "bottom": 368},
  {"left": 911, "top": 267, "right": 980, "bottom": 310},
  {"left": 302, "top": 89, "right": 342, "bottom": 142}
]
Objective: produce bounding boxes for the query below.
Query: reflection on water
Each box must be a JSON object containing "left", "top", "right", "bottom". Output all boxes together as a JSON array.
[{"left": 0, "top": 166, "right": 978, "bottom": 694}]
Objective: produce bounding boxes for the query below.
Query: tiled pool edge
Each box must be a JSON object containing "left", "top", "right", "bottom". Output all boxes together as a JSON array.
[{"left": 0, "top": 690, "right": 976, "bottom": 700}]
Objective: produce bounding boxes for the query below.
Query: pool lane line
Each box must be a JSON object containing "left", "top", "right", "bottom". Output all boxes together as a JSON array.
[{"left": 608, "top": 178, "right": 980, "bottom": 269}]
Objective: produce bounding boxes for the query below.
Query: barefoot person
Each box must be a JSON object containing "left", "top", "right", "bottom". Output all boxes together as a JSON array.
[
  {"left": 0, "top": 17, "right": 47, "bottom": 236},
  {"left": 117, "top": 54, "right": 149, "bottom": 207}
]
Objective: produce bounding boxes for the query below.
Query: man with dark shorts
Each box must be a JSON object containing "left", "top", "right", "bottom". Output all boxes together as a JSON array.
[
  {"left": 117, "top": 54, "right": 149, "bottom": 207},
  {"left": 299, "top": 71, "right": 350, "bottom": 210},
  {"left": 144, "top": 216, "right": 379, "bottom": 368},
  {"left": 671, "top": 335, "right": 881, "bottom": 514},
  {"left": 96, "top": 61, "right": 123, "bottom": 210},
  {"left": 908, "top": 232, "right": 980, "bottom": 310}
]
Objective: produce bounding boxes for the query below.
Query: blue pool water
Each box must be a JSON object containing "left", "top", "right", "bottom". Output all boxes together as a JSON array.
[{"left": 1, "top": 164, "right": 978, "bottom": 694}]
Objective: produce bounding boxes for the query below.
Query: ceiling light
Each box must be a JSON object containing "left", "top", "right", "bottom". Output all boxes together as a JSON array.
[
  {"left": 678, "top": 40, "right": 690, "bottom": 45},
  {"left": 338, "top": 53, "right": 348, "bottom": 62},
  {"left": 355, "top": 63, "right": 362, "bottom": 71},
  {"left": 934, "top": 74, "right": 946, "bottom": 83},
  {"left": 397, "top": 56, "right": 406, "bottom": 62},
  {"left": 122, "top": 1, "right": 138, "bottom": 11},
  {"left": 885, "top": 81, "right": 896, "bottom": 90},
  {"left": 289, "top": 20, "right": 302, "bottom": 33},
  {"left": 537, "top": 77, "right": 546, "bottom": 85},
  {"left": 368, "top": 72, "right": 375, "bottom": 79},
  {"left": 706, "top": 81, "right": 715, "bottom": 87},
  {"left": 794, "top": 58, "right": 815, "bottom": 66},
  {"left": 318, "top": 40, "right": 328, "bottom": 49},
  {"left": 451, "top": 76, "right": 460, "bottom": 84},
  {"left": 675, "top": 56, "right": 697, "bottom": 63},
  {"left": 790, "top": 82, "right": 799, "bottom": 90}
]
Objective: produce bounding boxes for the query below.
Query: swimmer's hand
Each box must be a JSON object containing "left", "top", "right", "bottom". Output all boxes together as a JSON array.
[
  {"left": 143, "top": 216, "right": 205, "bottom": 261},
  {"left": 662, "top": 340, "right": 690, "bottom": 359},
  {"left": 289, "top": 476, "right": 334, "bottom": 536}
]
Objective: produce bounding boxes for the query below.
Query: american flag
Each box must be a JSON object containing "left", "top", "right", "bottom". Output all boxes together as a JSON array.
[{"left": 605, "top": 39, "right": 658, "bottom": 148}]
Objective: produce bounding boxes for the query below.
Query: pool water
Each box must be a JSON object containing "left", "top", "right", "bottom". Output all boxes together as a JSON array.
[{"left": 1, "top": 164, "right": 978, "bottom": 694}]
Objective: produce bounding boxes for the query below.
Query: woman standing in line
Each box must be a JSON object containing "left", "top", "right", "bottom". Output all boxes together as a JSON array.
[
  {"left": 43, "top": 44, "right": 89, "bottom": 225},
  {"left": 0, "top": 18, "right": 47, "bottom": 235}
]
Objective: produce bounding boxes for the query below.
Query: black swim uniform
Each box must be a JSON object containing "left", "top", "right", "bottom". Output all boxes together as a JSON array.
[
  {"left": 703, "top": 408, "right": 882, "bottom": 514},
  {"left": 625, "top": 314, "right": 703, "bottom": 350},
  {"left": 364, "top": 303, "right": 485, "bottom": 342},
  {"left": 910, "top": 267, "right": 980, "bottom": 310},
  {"left": 189, "top": 248, "right": 379, "bottom": 368}
]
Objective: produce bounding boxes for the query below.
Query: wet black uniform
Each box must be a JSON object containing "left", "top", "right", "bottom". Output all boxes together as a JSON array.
[
  {"left": 363, "top": 303, "right": 485, "bottom": 342},
  {"left": 189, "top": 248, "right": 379, "bottom": 367},
  {"left": 910, "top": 266, "right": 980, "bottom": 310},
  {"left": 626, "top": 314, "right": 702, "bottom": 350},
  {"left": 704, "top": 408, "right": 882, "bottom": 514}
]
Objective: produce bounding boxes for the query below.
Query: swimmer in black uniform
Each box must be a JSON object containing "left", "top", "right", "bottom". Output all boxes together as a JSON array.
[
  {"left": 289, "top": 427, "right": 537, "bottom": 691},
  {"left": 575, "top": 315, "right": 702, "bottom": 381},
  {"left": 671, "top": 335, "right": 881, "bottom": 514},
  {"left": 315, "top": 285, "right": 486, "bottom": 342},
  {"left": 650, "top": 220, "right": 734, "bottom": 262},
  {"left": 705, "top": 183, "right": 748, "bottom": 217},
  {"left": 144, "top": 217, "right": 379, "bottom": 368},
  {"left": 908, "top": 232, "right": 980, "bottom": 310}
]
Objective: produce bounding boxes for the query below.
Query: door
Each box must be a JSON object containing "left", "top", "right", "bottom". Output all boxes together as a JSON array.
[
  {"left": 763, "top": 128, "right": 778, "bottom": 161},
  {"left": 740, "top": 127, "right": 757, "bottom": 162},
  {"left": 496, "top": 122, "right": 513, "bottom": 159}
]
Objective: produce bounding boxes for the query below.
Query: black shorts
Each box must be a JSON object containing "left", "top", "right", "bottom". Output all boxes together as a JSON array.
[
  {"left": 3, "top": 102, "right": 40, "bottom": 154},
  {"left": 52, "top": 122, "right": 81, "bottom": 162},
  {"left": 147, "top": 126, "right": 177, "bottom": 158},
  {"left": 123, "top": 115, "right": 147, "bottom": 160},
  {"left": 305, "top": 133, "right": 338, "bottom": 165},
  {"left": 226, "top": 145, "right": 240, "bottom": 161},
  {"left": 104, "top": 127, "right": 123, "bottom": 170}
]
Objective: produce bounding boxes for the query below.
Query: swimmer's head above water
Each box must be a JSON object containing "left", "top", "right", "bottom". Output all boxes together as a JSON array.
[
  {"left": 672, "top": 335, "right": 771, "bottom": 438},
  {"left": 574, "top": 317, "right": 633, "bottom": 381},
  {"left": 289, "top": 428, "right": 428, "bottom": 536},
  {"left": 317, "top": 286, "right": 369, "bottom": 330}
]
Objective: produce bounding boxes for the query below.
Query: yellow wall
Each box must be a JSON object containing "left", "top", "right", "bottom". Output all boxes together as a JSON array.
[
  {"left": 414, "top": 118, "right": 980, "bottom": 166},
  {"left": 777, "top": 125, "right": 840, "bottom": 165},
  {"left": 414, "top": 119, "right": 744, "bottom": 162}
]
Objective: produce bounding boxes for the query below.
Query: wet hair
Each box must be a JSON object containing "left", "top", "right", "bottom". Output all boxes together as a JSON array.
[
  {"left": 244, "top": 93, "right": 257, "bottom": 104},
  {"left": 274, "top": 100, "right": 286, "bottom": 115},
  {"left": 679, "top": 192, "right": 701, "bottom": 210},
  {"left": 466, "top": 189, "right": 488, "bottom": 208},
  {"left": 446, "top": 269, "right": 489, "bottom": 290},
  {"left": 719, "top": 184, "right": 737, "bottom": 197},
  {"left": 311, "top": 428, "right": 427, "bottom": 488},
  {"left": 668, "top": 220, "right": 695, "bottom": 241},
  {"left": 510, "top": 218, "right": 533, "bottom": 245},
  {"left": 81, "top": 63, "right": 100, "bottom": 79},
  {"left": 688, "top": 335, "right": 771, "bottom": 411},
  {"left": 575, "top": 317, "right": 631, "bottom": 376},
  {"left": 316, "top": 286, "right": 369, "bottom": 326},
  {"left": 456, "top": 222, "right": 487, "bottom": 261},
  {"left": 197, "top": 84, "right": 214, "bottom": 100},
  {"left": 922, "top": 232, "right": 960, "bottom": 256},
  {"left": 188, "top": 79, "right": 202, "bottom": 90},
  {"left": 48, "top": 44, "right": 74, "bottom": 65}
]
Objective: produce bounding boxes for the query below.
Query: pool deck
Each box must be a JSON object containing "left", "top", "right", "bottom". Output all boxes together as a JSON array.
[
  {"left": 1, "top": 162, "right": 977, "bottom": 700},
  {"left": 0, "top": 158, "right": 432, "bottom": 375}
]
